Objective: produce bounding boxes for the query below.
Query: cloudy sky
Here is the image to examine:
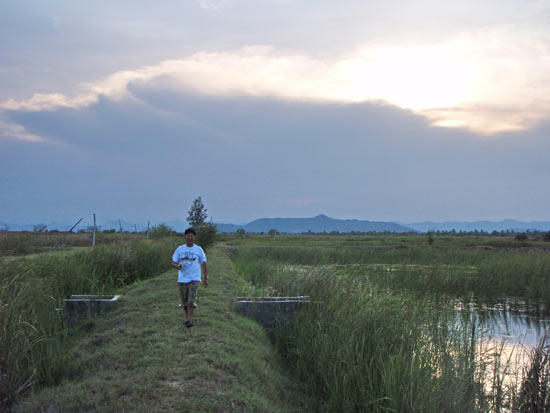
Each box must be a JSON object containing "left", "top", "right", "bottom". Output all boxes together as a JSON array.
[{"left": 1, "top": 0, "right": 549, "bottom": 225}]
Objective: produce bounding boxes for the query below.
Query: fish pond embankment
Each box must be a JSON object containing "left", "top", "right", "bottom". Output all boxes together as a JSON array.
[{"left": 12, "top": 246, "right": 311, "bottom": 412}]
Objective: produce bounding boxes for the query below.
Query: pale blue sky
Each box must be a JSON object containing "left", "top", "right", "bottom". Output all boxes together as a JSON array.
[{"left": 1, "top": 0, "right": 549, "bottom": 224}]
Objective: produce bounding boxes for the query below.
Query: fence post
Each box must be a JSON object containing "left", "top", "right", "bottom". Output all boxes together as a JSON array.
[{"left": 92, "top": 213, "right": 96, "bottom": 248}]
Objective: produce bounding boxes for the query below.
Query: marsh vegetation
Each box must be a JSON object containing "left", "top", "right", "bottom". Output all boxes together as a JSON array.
[
  {"left": 227, "top": 233, "right": 550, "bottom": 411},
  {"left": 0, "top": 233, "right": 179, "bottom": 407}
]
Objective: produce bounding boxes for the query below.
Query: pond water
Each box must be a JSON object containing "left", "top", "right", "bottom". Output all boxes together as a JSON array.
[
  {"left": 482, "top": 308, "right": 550, "bottom": 348},
  {"left": 456, "top": 299, "right": 550, "bottom": 348},
  {"left": 455, "top": 299, "right": 550, "bottom": 395}
]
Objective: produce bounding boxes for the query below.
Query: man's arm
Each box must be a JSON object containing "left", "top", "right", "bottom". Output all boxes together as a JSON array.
[
  {"left": 202, "top": 262, "right": 208, "bottom": 287},
  {"left": 171, "top": 261, "right": 181, "bottom": 270}
]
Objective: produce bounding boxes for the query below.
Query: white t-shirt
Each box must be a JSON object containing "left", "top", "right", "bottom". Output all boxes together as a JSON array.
[{"left": 172, "top": 244, "right": 206, "bottom": 283}]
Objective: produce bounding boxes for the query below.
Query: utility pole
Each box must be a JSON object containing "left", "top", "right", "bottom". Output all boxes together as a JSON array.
[
  {"left": 119, "top": 219, "right": 123, "bottom": 233},
  {"left": 147, "top": 220, "right": 150, "bottom": 239},
  {"left": 92, "top": 213, "right": 96, "bottom": 248}
]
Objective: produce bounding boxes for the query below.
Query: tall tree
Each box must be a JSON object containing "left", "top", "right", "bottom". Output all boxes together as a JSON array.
[{"left": 187, "top": 196, "right": 208, "bottom": 229}]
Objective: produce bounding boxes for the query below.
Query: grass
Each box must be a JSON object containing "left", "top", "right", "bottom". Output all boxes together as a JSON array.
[
  {"left": 232, "top": 252, "right": 488, "bottom": 411},
  {"left": 226, "top": 237, "right": 550, "bottom": 307},
  {"left": 0, "top": 231, "right": 150, "bottom": 257},
  {"left": 7, "top": 232, "right": 550, "bottom": 411},
  {"left": 0, "top": 238, "right": 179, "bottom": 407},
  {"left": 515, "top": 333, "right": 550, "bottom": 411},
  {"left": 11, "top": 246, "right": 310, "bottom": 412},
  {"left": 219, "top": 232, "right": 550, "bottom": 250},
  {"left": 227, "top": 234, "right": 550, "bottom": 411}
]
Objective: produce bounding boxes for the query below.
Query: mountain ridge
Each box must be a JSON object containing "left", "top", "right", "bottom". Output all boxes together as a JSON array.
[{"left": 2, "top": 216, "right": 550, "bottom": 233}]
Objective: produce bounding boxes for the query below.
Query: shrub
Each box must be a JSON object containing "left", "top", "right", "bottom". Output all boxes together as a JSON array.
[
  {"left": 196, "top": 222, "right": 217, "bottom": 251},
  {"left": 515, "top": 233, "right": 529, "bottom": 241},
  {"left": 427, "top": 233, "right": 434, "bottom": 245},
  {"left": 149, "top": 223, "right": 173, "bottom": 239}
]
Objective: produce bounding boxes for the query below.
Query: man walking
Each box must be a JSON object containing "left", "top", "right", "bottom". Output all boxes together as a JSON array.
[{"left": 171, "top": 228, "right": 208, "bottom": 328}]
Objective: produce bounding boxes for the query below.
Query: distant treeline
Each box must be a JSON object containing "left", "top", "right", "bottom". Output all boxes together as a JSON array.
[{"left": 220, "top": 228, "right": 550, "bottom": 238}]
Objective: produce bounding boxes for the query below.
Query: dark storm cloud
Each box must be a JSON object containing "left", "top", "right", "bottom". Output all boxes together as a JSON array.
[{"left": 2, "top": 88, "right": 549, "bottom": 223}]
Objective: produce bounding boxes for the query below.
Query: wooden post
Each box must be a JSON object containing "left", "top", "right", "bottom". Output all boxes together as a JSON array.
[
  {"left": 92, "top": 213, "right": 96, "bottom": 248},
  {"left": 134, "top": 224, "right": 137, "bottom": 233},
  {"left": 46, "top": 218, "right": 83, "bottom": 255},
  {"left": 119, "top": 220, "right": 123, "bottom": 233},
  {"left": 147, "top": 220, "right": 150, "bottom": 239}
]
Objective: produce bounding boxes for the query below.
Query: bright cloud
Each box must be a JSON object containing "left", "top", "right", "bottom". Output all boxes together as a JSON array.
[{"left": 2, "top": 27, "right": 548, "bottom": 135}]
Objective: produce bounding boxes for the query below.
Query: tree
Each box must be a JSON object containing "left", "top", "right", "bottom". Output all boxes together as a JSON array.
[
  {"left": 543, "top": 232, "right": 550, "bottom": 242},
  {"left": 268, "top": 229, "right": 279, "bottom": 236},
  {"left": 33, "top": 224, "right": 47, "bottom": 233},
  {"left": 187, "top": 196, "right": 208, "bottom": 229},
  {"left": 236, "top": 228, "right": 246, "bottom": 235},
  {"left": 186, "top": 197, "right": 217, "bottom": 249}
]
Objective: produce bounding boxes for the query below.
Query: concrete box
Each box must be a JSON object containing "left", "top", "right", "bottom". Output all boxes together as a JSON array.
[
  {"left": 63, "top": 295, "right": 120, "bottom": 326},
  {"left": 234, "top": 296, "right": 310, "bottom": 328}
]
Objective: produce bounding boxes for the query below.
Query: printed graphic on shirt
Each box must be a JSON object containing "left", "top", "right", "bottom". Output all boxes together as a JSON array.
[
  {"left": 179, "top": 251, "right": 202, "bottom": 266},
  {"left": 180, "top": 253, "right": 197, "bottom": 262}
]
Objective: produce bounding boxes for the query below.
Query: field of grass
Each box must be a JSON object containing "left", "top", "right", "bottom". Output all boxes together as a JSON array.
[
  {"left": 227, "top": 233, "right": 550, "bottom": 411},
  {"left": 0, "top": 237, "right": 179, "bottom": 407},
  {"left": 5, "top": 232, "right": 550, "bottom": 411},
  {"left": 11, "top": 246, "right": 310, "bottom": 412},
  {"left": 0, "top": 231, "right": 145, "bottom": 257},
  {"left": 224, "top": 233, "right": 550, "bottom": 307}
]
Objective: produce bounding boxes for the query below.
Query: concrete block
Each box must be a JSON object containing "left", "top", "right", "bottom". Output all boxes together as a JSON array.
[
  {"left": 234, "top": 296, "right": 310, "bottom": 328},
  {"left": 63, "top": 295, "right": 120, "bottom": 326}
]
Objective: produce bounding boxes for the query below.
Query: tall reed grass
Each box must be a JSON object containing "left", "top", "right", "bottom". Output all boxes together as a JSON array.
[
  {"left": 230, "top": 246, "right": 550, "bottom": 411},
  {"left": 0, "top": 231, "right": 144, "bottom": 256},
  {"left": 230, "top": 245, "right": 550, "bottom": 308},
  {"left": 0, "top": 238, "right": 177, "bottom": 407},
  {"left": 514, "top": 333, "right": 550, "bottom": 411}
]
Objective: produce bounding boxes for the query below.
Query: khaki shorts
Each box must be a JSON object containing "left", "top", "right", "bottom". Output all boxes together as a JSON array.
[{"left": 179, "top": 281, "right": 200, "bottom": 308}]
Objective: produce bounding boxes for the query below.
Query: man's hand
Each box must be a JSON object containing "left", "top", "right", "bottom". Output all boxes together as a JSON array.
[{"left": 202, "top": 262, "right": 208, "bottom": 287}]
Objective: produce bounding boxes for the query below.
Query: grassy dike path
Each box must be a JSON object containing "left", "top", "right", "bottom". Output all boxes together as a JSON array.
[{"left": 13, "top": 246, "right": 309, "bottom": 412}]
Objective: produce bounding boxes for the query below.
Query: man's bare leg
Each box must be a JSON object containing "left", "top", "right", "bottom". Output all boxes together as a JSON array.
[
  {"left": 184, "top": 306, "right": 195, "bottom": 327},
  {"left": 186, "top": 306, "right": 195, "bottom": 322}
]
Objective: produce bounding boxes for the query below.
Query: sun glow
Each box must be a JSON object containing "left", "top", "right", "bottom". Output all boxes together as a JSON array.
[
  {"left": 2, "top": 28, "right": 548, "bottom": 137},
  {"left": 333, "top": 41, "right": 479, "bottom": 111}
]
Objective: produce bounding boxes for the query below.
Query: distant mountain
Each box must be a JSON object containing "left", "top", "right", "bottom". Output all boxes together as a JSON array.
[
  {"left": 404, "top": 220, "right": 550, "bottom": 233},
  {"left": 3, "top": 217, "right": 549, "bottom": 234},
  {"left": 215, "top": 223, "right": 242, "bottom": 233},
  {"left": 101, "top": 220, "right": 149, "bottom": 232},
  {"left": 219, "top": 214, "right": 413, "bottom": 234}
]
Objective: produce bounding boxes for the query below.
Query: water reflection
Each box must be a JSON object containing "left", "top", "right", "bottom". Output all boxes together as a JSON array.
[
  {"left": 482, "top": 310, "right": 550, "bottom": 348},
  {"left": 455, "top": 298, "right": 550, "bottom": 348}
]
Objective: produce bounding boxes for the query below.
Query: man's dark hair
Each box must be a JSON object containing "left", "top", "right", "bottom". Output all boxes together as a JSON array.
[{"left": 184, "top": 228, "right": 197, "bottom": 235}]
